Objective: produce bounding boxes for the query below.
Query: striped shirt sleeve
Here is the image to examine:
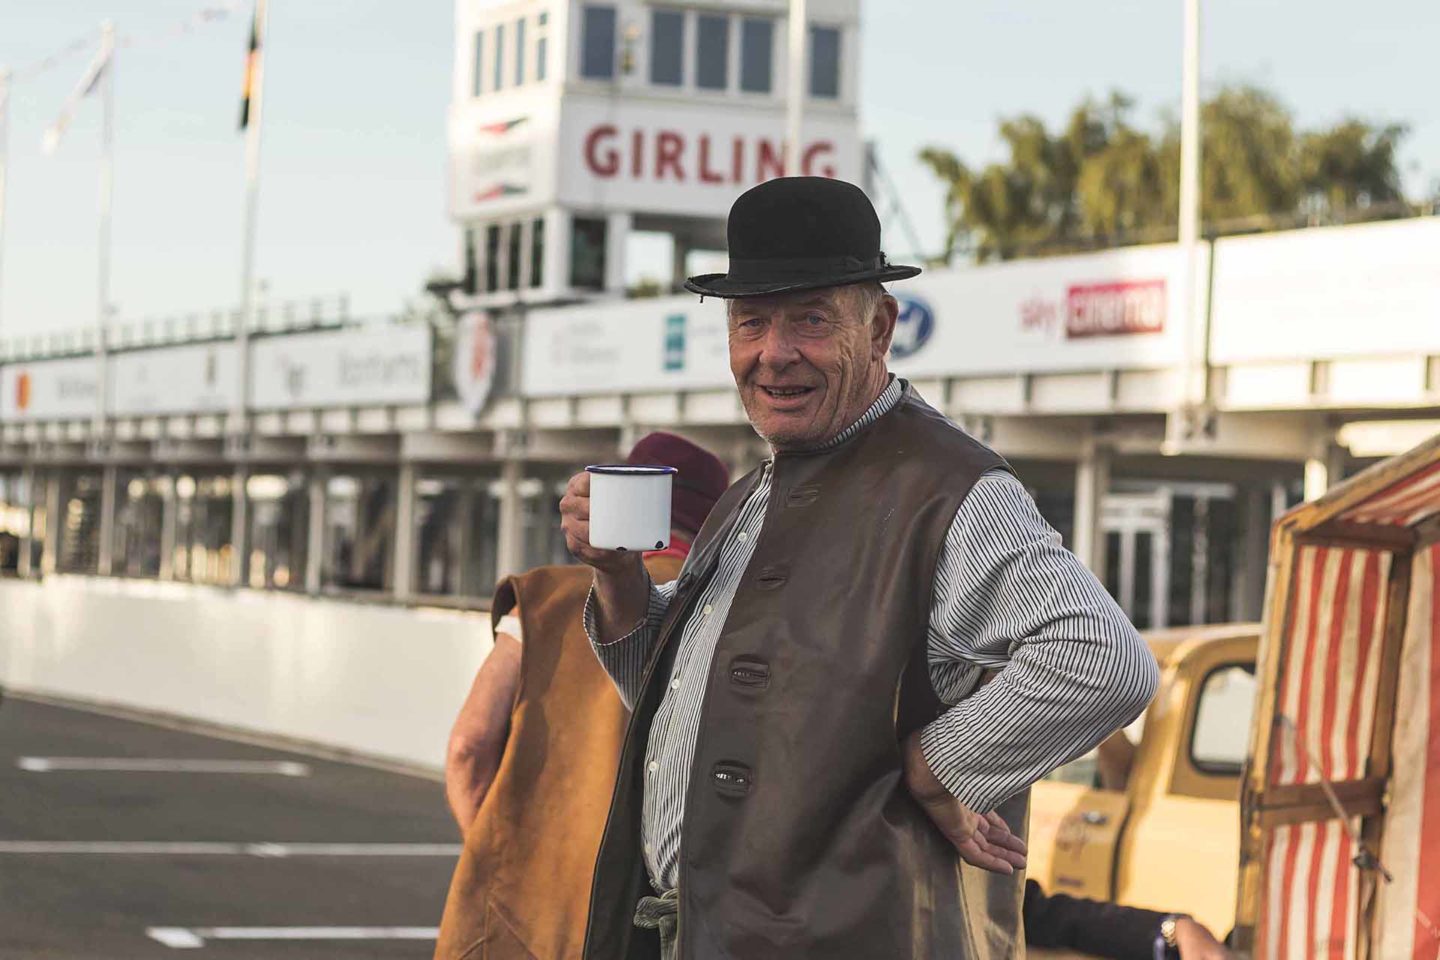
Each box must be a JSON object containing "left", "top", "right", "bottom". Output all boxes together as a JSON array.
[
  {"left": 919, "top": 470, "right": 1160, "bottom": 813},
  {"left": 583, "top": 573, "right": 678, "bottom": 710}
]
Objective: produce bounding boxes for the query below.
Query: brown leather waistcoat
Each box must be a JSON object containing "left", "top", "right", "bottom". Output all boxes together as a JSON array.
[
  {"left": 584, "top": 385, "right": 1016, "bottom": 960},
  {"left": 435, "top": 554, "right": 685, "bottom": 960}
]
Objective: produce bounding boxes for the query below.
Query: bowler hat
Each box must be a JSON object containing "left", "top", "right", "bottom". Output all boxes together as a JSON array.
[{"left": 684, "top": 177, "right": 921, "bottom": 299}]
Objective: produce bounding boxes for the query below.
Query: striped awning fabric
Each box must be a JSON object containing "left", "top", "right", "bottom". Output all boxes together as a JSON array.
[{"left": 1338, "top": 460, "right": 1440, "bottom": 527}]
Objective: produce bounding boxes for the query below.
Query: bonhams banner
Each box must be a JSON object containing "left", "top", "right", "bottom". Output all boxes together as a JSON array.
[{"left": 250, "top": 325, "right": 432, "bottom": 410}]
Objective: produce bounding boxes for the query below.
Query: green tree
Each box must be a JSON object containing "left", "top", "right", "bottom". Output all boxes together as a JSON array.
[{"left": 920, "top": 84, "right": 1411, "bottom": 262}]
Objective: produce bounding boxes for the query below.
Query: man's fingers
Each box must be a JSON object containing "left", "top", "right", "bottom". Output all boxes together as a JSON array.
[
  {"left": 981, "top": 811, "right": 1029, "bottom": 856},
  {"left": 955, "top": 836, "right": 1015, "bottom": 875}
]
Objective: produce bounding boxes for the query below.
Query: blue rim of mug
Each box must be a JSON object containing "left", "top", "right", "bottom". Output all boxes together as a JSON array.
[{"left": 586, "top": 464, "right": 678, "bottom": 476}]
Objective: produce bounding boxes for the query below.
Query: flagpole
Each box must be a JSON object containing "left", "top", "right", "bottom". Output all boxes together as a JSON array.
[
  {"left": 231, "top": 0, "right": 268, "bottom": 586},
  {"left": 0, "top": 68, "right": 11, "bottom": 337},
  {"left": 786, "top": 0, "right": 807, "bottom": 175},
  {"left": 235, "top": 0, "right": 267, "bottom": 423},
  {"left": 96, "top": 21, "right": 116, "bottom": 430}
]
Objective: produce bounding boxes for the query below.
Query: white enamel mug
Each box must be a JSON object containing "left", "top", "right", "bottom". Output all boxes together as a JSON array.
[{"left": 586, "top": 464, "right": 676, "bottom": 552}]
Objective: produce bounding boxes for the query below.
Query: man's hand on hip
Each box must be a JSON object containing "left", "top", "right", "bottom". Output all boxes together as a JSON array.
[{"left": 901, "top": 730, "right": 1027, "bottom": 875}]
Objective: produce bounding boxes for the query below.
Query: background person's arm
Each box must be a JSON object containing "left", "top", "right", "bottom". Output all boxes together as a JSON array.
[{"left": 444, "top": 631, "right": 522, "bottom": 833}]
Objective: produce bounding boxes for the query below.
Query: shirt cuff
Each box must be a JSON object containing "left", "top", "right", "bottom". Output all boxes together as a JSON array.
[
  {"left": 918, "top": 716, "right": 992, "bottom": 812},
  {"left": 583, "top": 570, "right": 657, "bottom": 647}
]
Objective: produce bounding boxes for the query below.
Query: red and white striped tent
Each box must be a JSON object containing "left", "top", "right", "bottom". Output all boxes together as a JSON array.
[{"left": 1237, "top": 432, "right": 1440, "bottom": 960}]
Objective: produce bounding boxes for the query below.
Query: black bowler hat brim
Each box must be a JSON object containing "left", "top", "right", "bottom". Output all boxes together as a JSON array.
[{"left": 684, "top": 260, "right": 922, "bottom": 300}]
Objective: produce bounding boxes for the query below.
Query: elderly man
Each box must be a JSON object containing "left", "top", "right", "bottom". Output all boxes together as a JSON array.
[{"left": 560, "top": 177, "right": 1157, "bottom": 959}]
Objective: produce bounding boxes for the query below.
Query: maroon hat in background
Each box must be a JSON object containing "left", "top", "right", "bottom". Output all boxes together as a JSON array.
[{"left": 626, "top": 432, "right": 730, "bottom": 536}]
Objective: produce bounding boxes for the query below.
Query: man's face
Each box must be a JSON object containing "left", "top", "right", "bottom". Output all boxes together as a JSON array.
[{"left": 727, "top": 285, "right": 898, "bottom": 451}]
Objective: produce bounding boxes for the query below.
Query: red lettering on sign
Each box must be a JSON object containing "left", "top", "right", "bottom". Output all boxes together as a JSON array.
[
  {"left": 757, "top": 139, "right": 786, "bottom": 181},
  {"left": 584, "top": 125, "right": 619, "bottom": 177},
  {"left": 698, "top": 135, "right": 725, "bottom": 184},
  {"left": 731, "top": 136, "right": 745, "bottom": 183},
  {"left": 656, "top": 130, "right": 685, "bottom": 181},
  {"left": 1065, "top": 280, "right": 1167, "bottom": 338},
  {"left": 802, "top": 142, "right": 836, "bottom": 177},
  {"left": 631, "top": 129, "right": 644, "bottom": 178}
]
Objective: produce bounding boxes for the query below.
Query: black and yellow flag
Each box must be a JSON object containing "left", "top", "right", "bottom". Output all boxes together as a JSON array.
[{"left": 238, "top": 0, "right": 264, "bottom": 130}]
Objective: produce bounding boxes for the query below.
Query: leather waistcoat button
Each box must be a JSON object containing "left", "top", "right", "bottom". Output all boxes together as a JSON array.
[
  {"left": 711, "top": 762, "right": 753, "bottom": 797},
  {"left": 755, "top": 565, "right": 788, "bottom": 591},
  {"left": 729, "top": 656, "right": 770, "bottom": 690},
  {"left": 785, "top": 482, "right": 822, "bottom": 507}
]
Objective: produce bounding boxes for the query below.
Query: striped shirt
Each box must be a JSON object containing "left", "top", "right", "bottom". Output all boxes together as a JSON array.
[{"left": 586, "top": 378, "right": 1157, "bottom": 893}]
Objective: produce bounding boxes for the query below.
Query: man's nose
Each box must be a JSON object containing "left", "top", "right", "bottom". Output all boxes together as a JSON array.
[{"left": 756, "top": 321, "right": 801, "bottom": 370}]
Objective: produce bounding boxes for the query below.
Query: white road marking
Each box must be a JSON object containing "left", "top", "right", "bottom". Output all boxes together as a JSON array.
[
  {"left": 0, "top": 841, "right": 461, "bottom": 857},
  {"left": 146, "top": 926, "right": 439, "bottom": 949},
  {"left": 17, "top": 757, "right": 311, "bottom": 776}
]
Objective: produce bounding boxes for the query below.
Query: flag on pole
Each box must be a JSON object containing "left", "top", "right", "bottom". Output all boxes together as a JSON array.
[
  {"left": 238, "top": 0, "right": 265, "bottom": 131},
  {"left": 42, "top": 39, "right": 112, "bottom": 154}
]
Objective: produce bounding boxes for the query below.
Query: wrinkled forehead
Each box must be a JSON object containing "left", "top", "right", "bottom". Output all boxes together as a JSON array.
[{"left": 725, "top": 286, "right": 852, "bottom": 317}]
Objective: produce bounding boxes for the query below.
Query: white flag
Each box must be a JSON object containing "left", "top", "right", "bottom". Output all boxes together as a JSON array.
[{"left": 43, "top": 41, "right": 112, "bottom": 155}]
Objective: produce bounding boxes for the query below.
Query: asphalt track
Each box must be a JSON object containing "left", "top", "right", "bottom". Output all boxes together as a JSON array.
[{"left": 0, "top": 692, "right": 463, "bottom": 959}]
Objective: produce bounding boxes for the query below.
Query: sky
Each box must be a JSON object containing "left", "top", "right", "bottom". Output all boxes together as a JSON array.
[{"left": 0, "top": 0, "right": 1435, "bottom": 340}]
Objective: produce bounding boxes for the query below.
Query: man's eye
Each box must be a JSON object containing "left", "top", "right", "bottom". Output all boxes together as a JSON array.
[
  {"left": 803, "top": 314, "right": 827, "bottom": 327},
  {"left": 740, "top": 317, "right": 764, "bottom": 329}
]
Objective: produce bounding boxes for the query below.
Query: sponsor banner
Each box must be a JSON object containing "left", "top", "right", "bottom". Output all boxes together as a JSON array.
[
  {"left": 889, "top": 243, "right": 1203, "bottom": 379},
  {"left": 450, "top": 93, "right": 559, "bottom": 219},
  {"left": 250, "top": 325, "right": 432, "bottom": 410},
  {"left": 110, "top": 342, "right": 241, "bottom": 416},
  {"left": 521, "top": 244, "right": 1203, "bottom": 396},
  {"left": 1209, "top": 216, "right": 1440, "bottom": 364},
  {"left": 521, "top": 294, "right": 731, "bottom": 397},
  {"left": 452, "top": 311, "right": 497, "bottom": 415},
  {"left": 0, "top": 356, "right": 100, "bottom": 421},
  {"left": 556, "top": 96, "right": 863, "bottom": 218}
]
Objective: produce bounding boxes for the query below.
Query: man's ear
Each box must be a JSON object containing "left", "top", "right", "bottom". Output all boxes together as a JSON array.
[{"left": 872, "top": 294, "right": 899, "bottom": 358}]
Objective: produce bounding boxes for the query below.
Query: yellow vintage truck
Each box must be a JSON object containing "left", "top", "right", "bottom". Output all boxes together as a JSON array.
[{"left": 1028, "top": 622, "right": 1259, "bottom": 939}]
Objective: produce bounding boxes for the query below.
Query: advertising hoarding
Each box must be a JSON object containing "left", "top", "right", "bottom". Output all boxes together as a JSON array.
[
  {"left": 250, "top": 325, "right": 433, "bottom": 410},
  {"left": 1208, "top": 217, "right": 1440, "bottom": 364},
  {"left": 0, "top": 357, "right": 101, "bottom": 422},
  {"left": 520, "top": 243, "right": 1204, "bottom": 396},
  {"left": 110, "top": 342, "right": 241, "bottom": 416}
]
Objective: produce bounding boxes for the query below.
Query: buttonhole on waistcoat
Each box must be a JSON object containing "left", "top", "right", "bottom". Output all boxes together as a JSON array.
[
  {"left": 711, "top": 762, "right": 753, "bottom": 797},
  {"left": 785, "top": 482, "right": 822, "bottom": 507},
  {"left": 729, "top": 656, "right": 770, "bottom": 690},
  {"left": 677, "top": 573, "right": 695, "bottom": 592},
  {"left": 755, "top": 565, "right": 788, "bottom": 591}
]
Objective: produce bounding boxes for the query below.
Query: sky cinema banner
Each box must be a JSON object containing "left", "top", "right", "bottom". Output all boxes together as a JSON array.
[{"left": 520, "top": 243, "right": 1203, "bottom": 397}]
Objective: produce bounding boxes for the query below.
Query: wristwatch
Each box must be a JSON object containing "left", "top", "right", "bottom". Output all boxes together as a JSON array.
[{"left": 1157, "top": 915, "right": 1187, "bottom": 959}]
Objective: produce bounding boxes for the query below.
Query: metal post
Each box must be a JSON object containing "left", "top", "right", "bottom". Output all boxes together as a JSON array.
[
  {"left": 393, "top": 461, "right": 416, "bottom": 601},
  {"left": 158, "top": 469, "right": 177, "bottom": 580},
  {"left": 230, "top": 465, "right": 249, "bottom": 586},
  {"left": 234, "top": 0, "right": 270, "bottom": 426},
  {"left": 305, "top": 467, "right": 326, "bottom": 594},
  {"left": 786, "top": 0, "right": 808, "bottom": 174},
  {"left": 1072, "top": 443, "right": 1111, "bottom": 575},
  {"left": 42, "top": 471, "right": 62, "bottom": 575},
  {"left": 1178, "top": 0, "right": 1203, "bottom": 409},
  {"left": 97, "top": 462, "right": 117, "bottom": 575},
  {"left": 17, "top": 465, "right": 35, "bottom": 578},
  {"left": 494, "top": 459, "right": 525, "bottom": 581},
  {"left": 95, "top": 22, "right": 116, "bottom": 433},
  {"left": 0, "top": 68, "right": 12, "bottom": 336}
]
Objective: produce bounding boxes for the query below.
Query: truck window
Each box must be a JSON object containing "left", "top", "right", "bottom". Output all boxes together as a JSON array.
[{"left": 1190, "top": 663, "right": 1257, "bottom": 775}]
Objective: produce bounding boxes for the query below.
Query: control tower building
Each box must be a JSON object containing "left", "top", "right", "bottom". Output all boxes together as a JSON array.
[{"left": 448, "top": 0, "right": 863, "bottom": 305}]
